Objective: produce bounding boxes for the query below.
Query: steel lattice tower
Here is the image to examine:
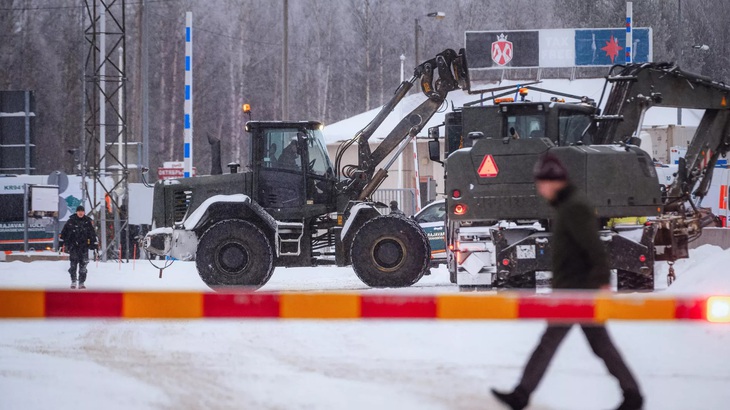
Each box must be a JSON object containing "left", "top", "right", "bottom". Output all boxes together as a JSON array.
[{"left": 83, "top": 0, "right": 129, "bottom": 262}]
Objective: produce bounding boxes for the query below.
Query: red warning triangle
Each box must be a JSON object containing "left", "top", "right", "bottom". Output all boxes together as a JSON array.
[{"left": 477, "top": 154, "right": 499, "bottom": 178}]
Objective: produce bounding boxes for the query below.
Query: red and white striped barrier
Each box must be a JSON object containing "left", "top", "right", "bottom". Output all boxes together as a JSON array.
[{"left": 1, "top": 290, "right": 728, "bottom": 323}]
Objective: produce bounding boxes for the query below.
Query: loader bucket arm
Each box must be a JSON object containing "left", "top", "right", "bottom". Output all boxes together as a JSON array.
[{"left": 336, "top": 48, "right": 469, "bottom": 200}]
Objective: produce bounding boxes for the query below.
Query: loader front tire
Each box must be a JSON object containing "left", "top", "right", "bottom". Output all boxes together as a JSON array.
[{"left": 196, "top": 219, "right": 274, "bottom": 291}]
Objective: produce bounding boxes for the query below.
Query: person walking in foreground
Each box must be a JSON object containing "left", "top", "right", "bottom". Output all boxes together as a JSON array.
[
  {"left": 491, "top": 153, "right": 643, "bottom": 410},
  {"left": 60, "top": 205, "right": 97, "bottom": 289}
]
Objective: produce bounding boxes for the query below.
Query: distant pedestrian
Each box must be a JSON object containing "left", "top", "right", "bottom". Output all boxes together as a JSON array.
[
  {"left": 491, "top": 153, "right": 643, "bottom": 410},
  {"left": 60, "top": 206, "right": 97, "bottom": 289},
  {"left": 389, "top": 200, "right": 404, "bottom": 215}
]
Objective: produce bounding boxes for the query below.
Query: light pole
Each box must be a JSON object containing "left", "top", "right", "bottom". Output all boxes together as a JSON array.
[
  {"left": 282, "top": 0, "right": 289, "bottom": 120},
  {"left": 414, "top": 11, "right": 445, "bottom": 66},
  {"left": 398, "top": 54, "right": 406, "bottom": 190}
]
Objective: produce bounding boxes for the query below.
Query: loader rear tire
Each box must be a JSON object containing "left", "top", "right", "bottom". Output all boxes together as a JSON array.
[
  {"left": 196, "top": 219, "right": 274, "bottom": 291},
  {"left": 351, "top": 215, "right": 430, "bottom": 288}
]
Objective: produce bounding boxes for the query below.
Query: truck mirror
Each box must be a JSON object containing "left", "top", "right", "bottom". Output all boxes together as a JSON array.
[
  {"left": 428, "top": 127, "right": 439, "bottom": 139},
  {"left": 428, "top": 139, "right": 441, "bottom": 163}
]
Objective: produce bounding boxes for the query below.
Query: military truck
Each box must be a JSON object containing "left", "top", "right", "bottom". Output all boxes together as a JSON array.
[
  {"left": 143, "top": 49, "right": 469, "bottom": 291},
  {"left": 428, "top": 63, "right": 730, "bottom": 291}
]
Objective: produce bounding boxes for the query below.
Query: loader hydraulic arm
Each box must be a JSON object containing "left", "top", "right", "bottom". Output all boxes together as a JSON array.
[{"left": 335, "top": 48, "right": 469, "bottom": 200}]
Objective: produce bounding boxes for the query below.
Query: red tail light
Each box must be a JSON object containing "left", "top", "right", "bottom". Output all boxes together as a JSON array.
[
  {"left": 454, "top": 204, "right": 467, "bottom": 215},
  {"left": 502, "top": 258, "right": 510, "bottom": 266},
  {"left": 639, "top": 255, "right": 647, "bottom": 263}
]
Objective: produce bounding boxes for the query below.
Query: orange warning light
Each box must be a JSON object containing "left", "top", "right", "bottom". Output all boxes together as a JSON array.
[
  {"left": 707, "top": 296, "right": 730, "bottom": 323},
  {"left": 477, "top": 154, "right": 499, "bottom": 178},
  {"left": 722, "top": 95, "right": 727, "bottom": 107}
]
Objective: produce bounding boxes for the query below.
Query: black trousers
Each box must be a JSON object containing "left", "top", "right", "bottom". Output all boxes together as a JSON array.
[
  {"left": 518, "top": 324, "right": 640, "bottom": 394},
  {"left": 68, "top": 249, "right": 90, "bottom": 283}
]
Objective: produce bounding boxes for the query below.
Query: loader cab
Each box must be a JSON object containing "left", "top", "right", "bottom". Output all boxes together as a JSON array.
[{"left": 247, "top": 121, "right": 337, "bottom": 220}]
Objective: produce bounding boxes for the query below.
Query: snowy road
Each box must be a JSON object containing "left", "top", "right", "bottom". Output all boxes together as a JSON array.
[
  {"left": 1, "top": 320, "right": 729, "bottom": 410},
  {"left": 2, "top": 247, "right": 730, "bottom": 409}
]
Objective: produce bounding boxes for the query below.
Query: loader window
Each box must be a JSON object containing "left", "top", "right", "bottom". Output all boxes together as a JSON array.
[
  {"left": 305, "top": 129, "right": 333, "bottom": 176},
  {"left": 558, "top": 112, "right": 592, "bottom": 146},
  {"left": 263, "top": 128, "right": 301, "bottom": 171},
  {"left": 506, "top": 115, "right": 545, "bottom": 139}
]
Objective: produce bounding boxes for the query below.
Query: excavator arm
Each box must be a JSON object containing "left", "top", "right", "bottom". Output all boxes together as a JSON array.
[
  {"left": 593, "top": 63, "right": 730, "bottom": 145},
  {"left": 594, "top": 63, "right": 730, "bottom": 264},
  {"left": 335, "top": 48, "right": 469, "bottom": 200},
  {"left": 593, "top": 63, "right": 730, "bottom": 207}
]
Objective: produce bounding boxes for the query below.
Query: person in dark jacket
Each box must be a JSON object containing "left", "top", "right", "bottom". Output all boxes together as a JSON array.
[
  {"left": 491, "top": 153, "right": 643, "bottom": 410},
  {"left": 60, "top": 205, "right": 97, "bottom": 289}
]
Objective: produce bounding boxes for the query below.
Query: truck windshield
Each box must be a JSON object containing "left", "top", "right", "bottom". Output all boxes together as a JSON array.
[
  {"left": 306, "top": 129, "right": 334, "bottom": 176},
  {"left": 506, "top": 114, "right": 545, "bottom": 139},
  {"left": 559, "top": 111, "right": 592, "bottom": 146}
]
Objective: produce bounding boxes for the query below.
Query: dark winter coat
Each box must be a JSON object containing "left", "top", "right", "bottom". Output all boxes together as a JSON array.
[
  {"left": 549, "top": 184, "right": 610, "bottom": 289},
  {"left": 60, "top": 214, "right": 97, "bottom": 253}
]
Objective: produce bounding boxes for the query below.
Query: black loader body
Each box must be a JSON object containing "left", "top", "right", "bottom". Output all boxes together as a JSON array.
[{"left": 144, "top": 49, "right": 470, "bottom": 291}]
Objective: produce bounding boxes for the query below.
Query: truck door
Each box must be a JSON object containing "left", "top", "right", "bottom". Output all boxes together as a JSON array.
[
  {"left": 303, "top": 129, "right": 336, "bottom": 212},
  {"left": 257, "top": 128, "right": 306, "bottom": 211}
]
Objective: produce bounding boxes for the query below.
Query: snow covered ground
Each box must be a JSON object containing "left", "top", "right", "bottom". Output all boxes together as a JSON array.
[{"left": 1, "top": 246, "right": 729, "bottom": 409}]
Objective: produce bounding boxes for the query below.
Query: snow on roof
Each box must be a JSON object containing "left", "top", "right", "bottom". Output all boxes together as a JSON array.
[{"left": 323, "top": 78, "right": 702, "bottom": 145}]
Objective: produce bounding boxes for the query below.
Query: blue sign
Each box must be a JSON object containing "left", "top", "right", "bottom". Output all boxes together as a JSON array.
[{"left": 575, "top": 28, "right": 651, "bottom": 66}]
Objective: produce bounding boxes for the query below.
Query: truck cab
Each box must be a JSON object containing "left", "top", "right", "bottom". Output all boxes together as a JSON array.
[
  {"left": 443, "top": 100, "right": 598, "bottom": 158},
  {"left": 439, "top": 98, "right": 660, "bottom": 291}
]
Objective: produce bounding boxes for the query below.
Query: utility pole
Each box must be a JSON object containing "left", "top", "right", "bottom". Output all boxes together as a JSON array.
[
  {"left": 282, "top": 0, "right": 289, "bottom": 120},
  {"left": 141, "top": 0, "right": 149, "bottom": 169},
  {"left": 414, "top": 18, "right": 420, "bottom": 68},
  {"left": 677, "top": 0, "right": 683, "bottom": 125}
]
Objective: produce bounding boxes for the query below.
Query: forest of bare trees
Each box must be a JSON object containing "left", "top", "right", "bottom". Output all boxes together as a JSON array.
[{"left": 1, "top": 0, "right": 729, "bottom": 175}]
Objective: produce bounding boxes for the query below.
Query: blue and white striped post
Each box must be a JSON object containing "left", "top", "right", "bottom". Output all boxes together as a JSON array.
[
  {"left": 184, "top": 11, "right": 193, "bottom": 178},
  {"left": 625, "top": 2, "right": 633, "bottom": 64}
]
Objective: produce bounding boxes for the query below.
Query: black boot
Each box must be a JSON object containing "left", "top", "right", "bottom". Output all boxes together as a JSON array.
[
  {"left": 491, "top": 387, "right": 529, "bottom": 410},
  {"left": 615, "top": 390, "right": 643, "bottom": 410}
]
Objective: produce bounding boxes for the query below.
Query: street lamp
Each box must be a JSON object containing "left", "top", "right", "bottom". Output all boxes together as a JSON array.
[
  {"left": 415, "top": 11, "right": 446, "bottom": 66},
  {"left": 426, "top": 11, "right": 446, "bottom": 19}
]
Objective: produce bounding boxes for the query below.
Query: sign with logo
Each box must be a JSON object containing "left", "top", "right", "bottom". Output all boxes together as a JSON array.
[
  {"left": 158, "top": 167, "right": 197, "bottom": 180},
  {"left": 467, "top": 31, "right": 539, "bottom": 69},
  {"left": 574, "top": 28, "right": 651, "bottom": 66},
  {"left": 491, "top": 34, "right": 513, "bottom": 66},
  {"left": 465, "top": 28, "right": 652, "bottom": 71}
]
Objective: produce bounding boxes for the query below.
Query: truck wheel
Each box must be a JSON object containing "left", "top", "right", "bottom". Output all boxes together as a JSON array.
[
  {"left": 507, "top": 272, "right": 537, "bottom": 289},
  {"left": 196, "top": 220, "right": 274, "bottom": 291},
  {"left": 617, "top": 269, "right": 654, "bottom": 291},
  {"left": 351, "top": 215, "right": 430, "bottom": 288}
]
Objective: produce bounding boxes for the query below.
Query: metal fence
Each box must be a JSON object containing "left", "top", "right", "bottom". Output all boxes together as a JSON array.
[{"left": 372, "top": 188, "right": 417, "bottom": 216}]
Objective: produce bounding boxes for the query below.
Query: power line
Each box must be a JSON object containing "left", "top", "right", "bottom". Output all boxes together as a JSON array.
[{"left": 0, "top": 0, "right": 186, "bottom": 12}]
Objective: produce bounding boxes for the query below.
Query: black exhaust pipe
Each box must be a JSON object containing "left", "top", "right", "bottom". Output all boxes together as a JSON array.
[{"left": 208, "top": 134, "right": 222, "bottom": 175}]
